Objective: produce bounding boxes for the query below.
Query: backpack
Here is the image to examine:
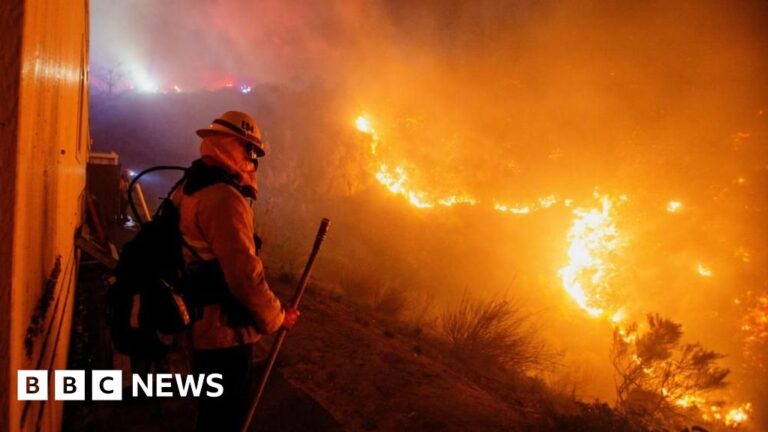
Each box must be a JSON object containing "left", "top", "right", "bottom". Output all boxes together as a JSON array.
[
  {"left": 106, "top": 161, "right": 249, "bottom": 359},
  {"left": 106, "top": 166, "right": 191, "bottom": 359}
]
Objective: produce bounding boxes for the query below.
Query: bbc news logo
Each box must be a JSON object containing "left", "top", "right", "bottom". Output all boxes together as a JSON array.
[{"left": 17, "top": 370, "right": 223, "bottom": 401}]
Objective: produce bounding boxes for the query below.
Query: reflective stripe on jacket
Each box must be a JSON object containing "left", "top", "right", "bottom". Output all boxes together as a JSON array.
[{"left": 173, "top": 182, "right": 284, "bottom": 349}]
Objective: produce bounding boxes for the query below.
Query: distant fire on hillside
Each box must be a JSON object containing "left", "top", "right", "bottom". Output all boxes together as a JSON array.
[{"left": 354, "top": 111, "right": 762, "bottom": 428}]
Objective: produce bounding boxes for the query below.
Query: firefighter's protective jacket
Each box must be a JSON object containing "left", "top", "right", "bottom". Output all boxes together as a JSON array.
[{"left": 173, "top": 137, "right": 284, "bottom": 349}]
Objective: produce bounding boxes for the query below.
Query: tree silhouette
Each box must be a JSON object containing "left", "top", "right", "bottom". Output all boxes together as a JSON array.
[
  {"left": 91, "top": 63, "right": 125, "bottom": 96},
  {"left": 610, "top": 314, "right": 730, "bottom": 430}
]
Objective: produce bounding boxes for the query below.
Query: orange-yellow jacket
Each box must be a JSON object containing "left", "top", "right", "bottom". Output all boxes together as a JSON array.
[{"left": 172, "top": 137, "right": 284, "bottom": 350}]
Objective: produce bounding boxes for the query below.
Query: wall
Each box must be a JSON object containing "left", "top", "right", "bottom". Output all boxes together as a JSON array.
[{"left": 0, "top": 0, "right": 90, "bottom": 431}]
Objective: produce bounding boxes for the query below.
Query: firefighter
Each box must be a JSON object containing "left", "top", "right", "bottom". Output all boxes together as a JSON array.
[{"left": 174, "top": 111, "right": 299, "bottom": 431}]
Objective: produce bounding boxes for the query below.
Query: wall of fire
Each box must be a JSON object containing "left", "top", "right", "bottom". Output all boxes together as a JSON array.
[{"left": 0, "top": 0, "right": 90, "bottom": 431}]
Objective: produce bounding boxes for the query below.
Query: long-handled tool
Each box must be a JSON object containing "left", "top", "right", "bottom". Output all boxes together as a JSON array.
[{"left": 241, "top": 218, "right": 331, "bottom": 432}]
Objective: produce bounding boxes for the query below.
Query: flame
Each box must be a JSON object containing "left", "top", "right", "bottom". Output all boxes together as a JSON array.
[
  {"left": 494, "top": 203, "right": 531, "bottom": 214},
  {"left": 697, "top": 401, "right": 752, "bottom": 428},
  {"left": 673, "top": 393, "right": 750, "bottom": 426},
  {"left": 616, "top": 322, "right": 637, "bottom": 344},
  {"left": 618, "top": 319, "right": 754, "bottom": 428},
  {"left": 373, "top": 163, "right": 476, "bottom": 209},
  {"left": 666, "top": 200, "right": 683, "bottom": 213},
  {"left": 354, "top": 112, "right": 756, "bottom": 429},
  {"left": 494, "top": 195, "right": 560, "bottom": 215},
  {"left": 675, "top": 394, "right": 706, "bottom": 408},
  {"left": 724, "top": 403, "right": 752, "bottom": 427},
  {"left": 437, "top": 195, "right": 477, "bottom": 206},
  {"left": 539, "top": 195, "right": 558, "bottom": 208},
  {"left": 697, "top": 263, "right": 713, "bottom": 277},
  {"left": 374, "top": 164, "right": 434, "bottom": 208},
  {"left": 610, "top": 308, "right": 625, "bottom": 324},
  {"left": 355, "top": 114, "right": 568, "bottom": 213},
  {"left": 558, "top": 195, "right": 621, "bottom": 317},
  {"left": 665, "top": 383, "right": 753, "bottom": 427},
  {"left": 616, "top": 316, "right": 754, "bottom": 429},
  {"left": 358, "top": 116, "right": 478, "bottom": 208},
  {"left": 355, "top": 115, "right": 372, "bottom": 133},
  {"left": 355, "top": 115, "right": 380, "bottom": 154}
]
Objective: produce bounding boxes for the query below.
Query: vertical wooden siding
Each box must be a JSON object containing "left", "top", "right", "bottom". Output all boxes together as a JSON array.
[{"left": 0, "top": 0, "right": 89, "bottom": 430}]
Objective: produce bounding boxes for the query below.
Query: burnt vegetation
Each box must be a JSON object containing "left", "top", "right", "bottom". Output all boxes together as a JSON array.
[{"left": 611, "top": 314, "right": 731, "bottom": 431}]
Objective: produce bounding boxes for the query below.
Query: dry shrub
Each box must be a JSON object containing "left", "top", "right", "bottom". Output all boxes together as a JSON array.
[{"left": 441, "top": 294, "right": 550, "bottom": 374}]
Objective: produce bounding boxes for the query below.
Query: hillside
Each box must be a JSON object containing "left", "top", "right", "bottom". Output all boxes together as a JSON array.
[
  {"left": 65, "top": 259, "right": 557, "bottom": 431},
  {"left": 272, "top": 279, "right": 533, "bottom": 431}
]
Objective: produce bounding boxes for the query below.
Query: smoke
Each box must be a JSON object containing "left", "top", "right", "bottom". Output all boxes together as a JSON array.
[{"left": 91, "top": 0, "right": 768, "bottom": 428}]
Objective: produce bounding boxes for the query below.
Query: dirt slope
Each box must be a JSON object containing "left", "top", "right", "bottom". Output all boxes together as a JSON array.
[
  {"left": 66, "top": 246, "right": 540, "bottom": 431},
  {"left": 272, "top": 280, "right": 530, "bottom": 431}
]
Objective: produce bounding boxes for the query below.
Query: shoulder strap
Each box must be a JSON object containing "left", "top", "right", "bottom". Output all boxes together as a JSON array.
[{"left": 182, "top": 159, "right": 248, "bottom": 197}]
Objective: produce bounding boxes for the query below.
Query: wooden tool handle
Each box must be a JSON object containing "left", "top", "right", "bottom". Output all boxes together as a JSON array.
[
  {"left": 241, "top": 218, "right": 331, "bottom": 432},
  {"left": 291, "top": 218, "right": 331, "bottom": 308}
]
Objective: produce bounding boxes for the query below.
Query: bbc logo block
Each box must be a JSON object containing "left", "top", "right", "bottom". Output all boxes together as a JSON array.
[
  {"left": 91, "top": 370, "right": 122, "bottom": 400},
  {"left": 18, "top": 370, "right": 122, "bottom": 401},
  {"left": 55, "top": 370, "right": 86, "bottom": 400},
  {"left": 17, "top": 370, "right": 223, "bottom": 400},
  {"left": 17, "top": 370, "right": 48, "bottom": 401}
]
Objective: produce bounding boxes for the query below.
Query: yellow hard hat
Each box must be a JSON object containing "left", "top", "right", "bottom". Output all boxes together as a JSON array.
[{"left": 196, "top": 111, "right": 265, "bottom": 157}]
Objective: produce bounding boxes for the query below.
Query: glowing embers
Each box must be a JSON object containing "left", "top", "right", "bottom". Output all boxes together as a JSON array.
[
  {"left": 723, "top": 403, "right": 752, "bottom": 427},
  {"left": 558, "top": 195, "right": 622, "bottom": 317},
  {"left": 437, "top": 195, "right": 478, "bottom": 207},
  {"left": 740, "top": 291, "right": 768, "bottom": 370},
  {"left": 695, "top": 402, "right": 752, "bottom": 428},
  {"left": 674, "top": 394, "right": 705, "bottom": 408},
  {"left": 493, "top": 203, "right": 531, "bottom": 214},
  {"left": 666, "top": 200, "right": 683, "bottom": 213},
  {"left": 735, "top": 247, "right": 751, "bottom": 263},
  {"left": 697, "top": 263, "right": 713, "bottom": 277},
  {"left": 675, "top": 398, "right": 752, "bottom": 427},
  {"left": 494, "top": 195, "right": 560, "bottom": 215}
]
